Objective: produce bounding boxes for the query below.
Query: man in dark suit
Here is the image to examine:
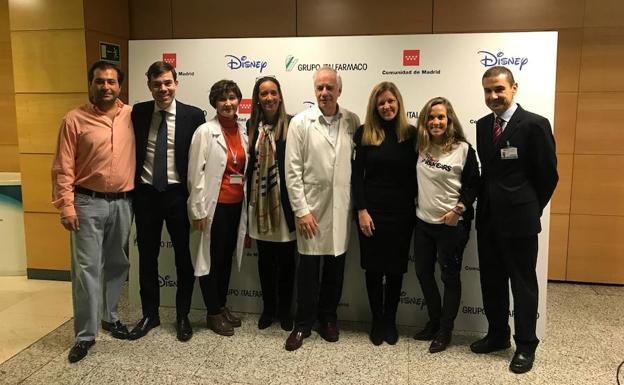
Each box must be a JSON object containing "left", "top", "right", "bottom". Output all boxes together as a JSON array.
[
  {"left": 471, "top": 66, "right": 558, "bottom": 374},
  {"left": 129, "top": 61, "right": 205, "bottom": 341}
]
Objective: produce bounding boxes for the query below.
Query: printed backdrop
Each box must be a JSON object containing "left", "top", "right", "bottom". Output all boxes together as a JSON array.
[{"left": 128, "top": 32, "right": 557, "bottom": 336}]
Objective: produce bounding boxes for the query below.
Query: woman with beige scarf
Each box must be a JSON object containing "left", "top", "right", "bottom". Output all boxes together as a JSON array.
[{"left": 246, "top": 76, "right": 296, "bottom": 331}]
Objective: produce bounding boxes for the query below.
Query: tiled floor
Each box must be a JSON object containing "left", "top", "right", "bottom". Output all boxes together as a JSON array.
[
  {"left": 0, "top": 281, "right": 622, "bottom": 385},
  {"left": 0, "top": 277, "right": 72, "bottom": 364}
]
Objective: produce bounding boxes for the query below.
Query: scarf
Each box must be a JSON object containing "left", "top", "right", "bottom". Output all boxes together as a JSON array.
[{"left": 250, "top": 123, "right": 281, "bottom": 234}]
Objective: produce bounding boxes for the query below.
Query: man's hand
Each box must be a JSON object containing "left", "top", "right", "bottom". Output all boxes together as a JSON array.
[
  {"left": 439, "top": 210, "right": 460, "bottom": 227},
  {"left": 61, "top": 215, "right": 80, "bottom": 232},
  {"left": 193, "top": 217, "right": 208, "bottom": 232},
  {"left": 297, "top": 213, "right": 318, "bottom": 240}
]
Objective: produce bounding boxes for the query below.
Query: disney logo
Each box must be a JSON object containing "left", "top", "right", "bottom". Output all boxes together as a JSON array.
[
  {"left": 477, "top": 51, "right": 528, "bottom": 70},
  {"left": 224, "top": 55, "right": 268, "bottom": 73},
  {"left": 158, "top": 274, "right": 177, "bottom": 288}
]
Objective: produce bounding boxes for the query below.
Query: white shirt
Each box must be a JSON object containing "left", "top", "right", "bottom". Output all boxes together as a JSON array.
[
  {"left": 496, "top": 102, "right": 518, "bottom": 132},
  {"left": 140, "top": 99, "right": 181, "bottom": 185}
]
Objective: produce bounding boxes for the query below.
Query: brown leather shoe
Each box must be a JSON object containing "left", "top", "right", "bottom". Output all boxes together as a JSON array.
[
  {"left": 285, "top": 329, "right": 311, "bottom": 351},
  {"left": 220, "top": 307, "right": 241, "bottom": 328},
  {"left": 318, "top": 322, "right": 339, "bottom": 342},
  {"left": 206, "top": 313, "right": 234, "bottom": 336}
]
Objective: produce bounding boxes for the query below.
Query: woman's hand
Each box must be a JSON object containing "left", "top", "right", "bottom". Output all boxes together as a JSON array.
[
  {"left": 193, "top": 217, "right": 208, "bottom": 232},
  {"left": 358, "top": 209, "right": 375, "bottom": 237}
]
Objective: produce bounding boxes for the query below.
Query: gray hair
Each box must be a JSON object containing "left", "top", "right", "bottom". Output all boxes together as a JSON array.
[{"left": 312, "top": 66, "right": 342, "bottom": 91}]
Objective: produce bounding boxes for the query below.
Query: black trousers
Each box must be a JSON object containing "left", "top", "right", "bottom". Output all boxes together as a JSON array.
[
  {"left": 477, "top": 220, "right": 539, "bottom": 353},
  {"left": 256, "top": 239, "right": 296, "bottom": 318},
  {"left": 295, "top": 254, "right": 346, "bottom": 332},
  {"left": 199, "top": 202, "right": 242, "bottom": 315},
  {"left": 414, "top": 218, "right": 471, "bottom": 332},
  {"left": 364, "top": 271, "right": 403, "bottom": 324},
  {"left": 134, "top": 183, "right": 195, "bottom": 319}
]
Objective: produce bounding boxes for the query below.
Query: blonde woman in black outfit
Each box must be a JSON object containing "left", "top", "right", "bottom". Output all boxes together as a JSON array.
[
  {"left": 246, "top": 76, "right": 296, "bottom": 331},
  {"left": 412, "top": 97, "right": 480, "bottom": 353},
  {"left": 352, "top": 82, "right": 417, "bottom": 345}
]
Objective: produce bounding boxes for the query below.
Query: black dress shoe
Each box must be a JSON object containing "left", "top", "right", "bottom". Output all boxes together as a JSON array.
[
  {"left": 413, "top": 321, "right": 440, "bottom": 341},
  {"left": 429, "top": 331, "right": 452, "bottom": 353},
  {"left": 285, "top": 329, "right": 311, "bottom": 351},
  {"left": 129, "top": 316, "right": 161, "bottom": 340},
  {"left": 318, "top": 322, "right": 339, "bottom": 342},
  {"left": 280, "top": 317, "right": 293, "bottom": 332},
  {"left": 509, "top": 351, "right": 535, "bottom": 374},
  {"left": 258, "top": 313, "right": 273, "bottom": 330},
  {"left": 68, "top": 340, "right": 95, "bottom": 363},
  {"left": 470, "top": 335, "right": 511, "bottom": 354},
  {"left": 101, "top": 320, "right": 130, "bottom": 340},
  {"left": 176, "top": 317, "right": 193, "bottom": 342},
  {"left": 220, "top": 307, "right": 241, "bottom": 328}
]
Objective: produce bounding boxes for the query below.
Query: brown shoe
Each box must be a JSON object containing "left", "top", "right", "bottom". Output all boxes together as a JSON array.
[
  {"left": 318, "top": 321, "right": 339, "bottom": 342},
  {"left": 206, "top": 313, "right": 234, "bottom": 336},
  {"left": 220, "top": 307, "right": 241, "bottom": 328},
  {"left": 285, "top": 329, "right": 311, "bottom": 351}
]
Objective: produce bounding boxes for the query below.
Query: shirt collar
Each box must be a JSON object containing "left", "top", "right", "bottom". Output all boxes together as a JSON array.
[
  {"left": 314, "top": 104, "right": 343, "bottom": 124},
  {"left": 154, "top": 99, "right": 177, "bottom": 116},
  {"left": 89, "top": 98, "right": 125, "bottom": 116},
  {"left": 496, "top": 102, "right": 517, "bottom": 123}
]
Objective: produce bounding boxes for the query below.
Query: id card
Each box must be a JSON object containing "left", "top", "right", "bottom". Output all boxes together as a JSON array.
[
  {"left": 501, "top": 146, "right": 518, "bottom": 160},
  {"left": 230, "top": 174, "right": 244, "bottom": 185}
]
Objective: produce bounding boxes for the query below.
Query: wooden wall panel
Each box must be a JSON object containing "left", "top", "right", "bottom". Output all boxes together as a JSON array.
[
  {"left": 15, "top": 93, "right": 88, "bottom": 154},
  {"left": 548, "top": 214, "right": 569, "bottom": 280},
  {"left": 11, "top": 30, "right": 87, "bottom": 93},
  {"left": 550, "top": 154, "right": 572, "bottom": 214},
  {"left": 433, "top": 0, "right": 584, "bottom": 32},
  {"left": 555, "top": 28, "right": 582, "bottom": 93},
  {"left": 173, "top": 0, "right": 296, "bottom": 38},
  {"left": 575, "top": 92, "right": 624, "bottom": 155},
  {"left": 297, "top": 0, "right": 431, "bottom": 36},
  {"left": 130, "top": 0, "right": 173, "bottom": 39},
  {"left": 570, "top": 155, "right": 624, "bottom": 216},
  {"left": 19, "top": 154, "right": 54, "bottom": 213},
  {"left": 0, "top": 92, "right": 17, "bottom": 144},
  {"left": 85, "top": 30, "right": 129, "bottom": 99},
  {"left": 567, "top": 214, "right": 624, "bottom": 284},
  {"left": 23, "top": 212, "right": 70, "bottom": 271},
  {"left": 579, "top": 27, "right": 624, "bottom": 92},
  {"left": 0, "top": 144, "right": 19, "bottom": 171},
  {"left": 584, "top": 0, "right": 624, "bottom": 28},
  {"left": 83, "top": 0, "right": 129, "bottom": 38},
  {"left": 553, "top": 92, "right": 576, "bottom": 154},
  {"left": 8, "top": 0, "right": 83, "bottom": 31},
  {"left": 0, "top": 40, "right": 14, "bottom": 92}
]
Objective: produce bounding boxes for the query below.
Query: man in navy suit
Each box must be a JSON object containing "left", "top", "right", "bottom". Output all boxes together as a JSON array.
[
  {"left": 471, "top": 66, "right": 558, "bottom": 374},
  {"left": 129, "top": 61, "right": 205, "bottom": 341}
]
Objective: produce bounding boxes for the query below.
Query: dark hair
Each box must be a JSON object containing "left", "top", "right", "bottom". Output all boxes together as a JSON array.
[
  {"left": 88, "top": 61, "right": 124, "bottom": 85},
  {"left": 208, "top": 80, "right": 242, "bottom": 108},
  {"left": 482, "top": 66, "right": 515, "bottom": 85},
  {"left": 146, "top": 61, "right": 177, "bottom": 82},
  {"left": 248, "top": 76, "right": 289, "bottom": 142}
]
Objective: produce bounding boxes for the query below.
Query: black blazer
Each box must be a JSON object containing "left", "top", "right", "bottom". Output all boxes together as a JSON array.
[
  {"left": 476, "top": 104, "right": 558, "bottom": 237},
  {"left": 132, "top": 100, "right": 206, "bottom": 189},
  {"left": 245, "top": 117, "right": 296, "bottom": 233}
]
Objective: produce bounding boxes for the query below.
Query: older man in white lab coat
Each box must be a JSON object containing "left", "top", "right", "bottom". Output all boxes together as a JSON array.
[{"left": 284, "top": 67, "right": 360, "bottom": 351}]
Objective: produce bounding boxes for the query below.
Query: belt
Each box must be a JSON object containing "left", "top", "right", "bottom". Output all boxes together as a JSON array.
[{"left": 74, "top": 186, "right": 132, "bottom": 200}]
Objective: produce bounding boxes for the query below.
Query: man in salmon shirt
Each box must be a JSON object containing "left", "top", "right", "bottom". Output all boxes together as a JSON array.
[{"left": 51, "top": 61, "right": 136, "bottom": 363}]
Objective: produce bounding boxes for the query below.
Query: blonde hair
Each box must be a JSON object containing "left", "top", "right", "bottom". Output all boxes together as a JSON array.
[
  {"left": 417, "top": 97, "right": 468, "bottom": 153},
  {"left": 362, "top": 82, "right": 412, "bottom": 146}
]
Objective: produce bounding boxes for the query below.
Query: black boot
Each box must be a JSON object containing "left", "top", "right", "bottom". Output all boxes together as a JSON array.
[
  {"left": 383, "top": 273, "right": 404, "bottom": 345},
  {"left": 365, "top": 271, "right": 384, "bottom": 346}
]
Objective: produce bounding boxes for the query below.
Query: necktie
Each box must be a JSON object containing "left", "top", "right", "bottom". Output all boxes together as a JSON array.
[
  {"left": 492, "top": 116, "right": 503, "bottom": 143},
  {"left": 152, "top": 110, "right": 168, "bottom": 192}
]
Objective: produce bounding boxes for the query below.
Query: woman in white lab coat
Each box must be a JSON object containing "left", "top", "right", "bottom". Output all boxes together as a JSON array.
[{"left": 187, "top": 79, "right": 249, "bottom": 336}]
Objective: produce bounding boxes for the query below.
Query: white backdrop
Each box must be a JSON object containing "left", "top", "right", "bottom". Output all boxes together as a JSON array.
[{"left": 128, "top": 32, "right": 557, "bottom": 336}]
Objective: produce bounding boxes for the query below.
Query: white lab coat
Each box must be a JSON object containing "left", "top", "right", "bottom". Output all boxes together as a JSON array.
[
  {"left": 187, "top": 116, "right": 249, "bottom": 276},
  {"left": 285, "top": 105, "right": 360, "bottom": 256}
]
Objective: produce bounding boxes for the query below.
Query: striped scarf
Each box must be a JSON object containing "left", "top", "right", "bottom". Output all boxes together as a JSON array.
[{"left": 250, "top": 123, "right": 281, "bottom": 234}]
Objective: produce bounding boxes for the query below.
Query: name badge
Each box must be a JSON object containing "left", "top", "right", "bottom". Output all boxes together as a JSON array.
[
  {"left": 500, "top": 146, "right": 518, "bottom": 160},
  {"left": 230, "top": 174, "right": 244, "bottom": 185}
]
